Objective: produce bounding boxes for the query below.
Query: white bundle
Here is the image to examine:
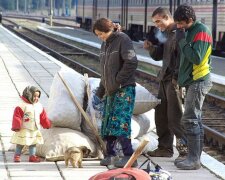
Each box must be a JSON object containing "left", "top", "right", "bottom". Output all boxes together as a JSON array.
[
  {"left": 86, "top": 77, "right": 160, "bottom": 115},
  {"left": 131, "top": 113, "right": 156, "bottom": 139},
  {"left": 132, "top": 132, "right": 158, "bottom": 153},
  {"left": 47, "top": 67, "right": 85, "bottom": 130},
  {"left": 36, "top": 127, "right": 97, "bottom": 161},
  {"left": 134, "top": 83, "right": 160, "bottom": 114}
]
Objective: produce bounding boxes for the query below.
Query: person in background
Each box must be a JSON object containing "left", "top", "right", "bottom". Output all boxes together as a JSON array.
[
  {"left": 174, "top": 4, "right": 213, "bottom": 170},
  {"left": 11, "top": 86, "right": 51, "bottom": 163},
  {"left": 143, "top": 7, "right": 187, "bottom": 162},
  {"left": 92, "top": 18, "right": 138, "bottom": 168}
]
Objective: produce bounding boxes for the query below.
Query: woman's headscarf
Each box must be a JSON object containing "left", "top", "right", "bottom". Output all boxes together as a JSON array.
[{"left": 22, "top": 86, "right": 41, "bottom": 104}]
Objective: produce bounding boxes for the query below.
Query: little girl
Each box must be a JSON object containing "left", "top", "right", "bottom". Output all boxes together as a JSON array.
[{"left": 11, "top": 86, "right": 51, "bottom": 162}]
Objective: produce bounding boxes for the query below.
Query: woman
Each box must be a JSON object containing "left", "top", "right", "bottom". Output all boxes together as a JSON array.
[{"left": 93, "top": 18, "right": 138, "bottom": 168}]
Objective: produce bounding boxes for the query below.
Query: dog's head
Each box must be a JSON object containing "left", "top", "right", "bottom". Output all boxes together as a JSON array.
[{"left": 79, "top": 146, "right": 91, "bottom": 158}]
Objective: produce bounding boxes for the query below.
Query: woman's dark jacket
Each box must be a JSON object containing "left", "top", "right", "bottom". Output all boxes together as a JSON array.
[{"left": 96, "top": 32, "right": 138, "bottom": 98}]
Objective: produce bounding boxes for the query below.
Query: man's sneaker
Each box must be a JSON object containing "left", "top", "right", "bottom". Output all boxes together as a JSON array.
[
  {"left": 29, "top": 155, "right": 41, "bottom": 162},
  {"left": 114, "top": 156, "right": 138, "bottom": 168},
  {"left": 100, "top": 156, "right": 119, "bottom": 166},
  {"left": 147, "top": 148, "right": 173, "bottom": 157},
  {"left": 14, "top": 154, "right": 21, "bottom": 162}
]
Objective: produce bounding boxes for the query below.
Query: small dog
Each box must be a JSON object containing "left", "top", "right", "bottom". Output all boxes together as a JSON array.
[{"left": 64, "top": 146, "right": 91, "bottom": 168}]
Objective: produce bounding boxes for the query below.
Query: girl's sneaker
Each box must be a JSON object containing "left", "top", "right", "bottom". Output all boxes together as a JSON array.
[
  {"left": 29, "top": 155, "right": 41, "bottom": 162},
  {"left": 14, "top": 154, "right": 21, "bottom": 162}
]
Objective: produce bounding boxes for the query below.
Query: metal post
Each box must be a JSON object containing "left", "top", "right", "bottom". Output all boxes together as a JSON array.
[
  {"left": 16, "top": 0, "right": 19, "bottom": 12},
  {"left": 125, "top": 0, "right": 128, "bottom": 31},
  {"left": 27, "top": 0, "right": 30, "bottom": 14},
  {"left": 144, "top": 0, "right": 148, "bottom": 37},
  {"left": 24, "top": 0, "right": 27, "bottom": 13},
  {"left": 83, "top": 0, "right": 85, "bottom": 23},
  {"left": 40, "top": 0, "right": 43, "bottom": 15},
  {"left": 169, "top": 0, "right": 173, "bottom": 14},
  {"left": 212, "top": 0, "right": 217, "bottom": 48},
  {"left": 92, "top": 0, "right": 97, "bottom": 24},
  {"left": 50, "top": 0, "right": 53, "bottom": 26},
  {"left": 68, "top": 0, "right": 71, "bottom": 16},
  {"left": 62, "top": 0, "right": 65, "bottom": 16},
  {"left": 121, "top": 0, "right": 124, "bottom": 27},
  {"left": 107, "top": 0, "right": 109, "bottom": 18},
  {"left": 75, "top": 0, "right": 78, "bottom": 17},
  {"left": 173, "top": 0, "right": 176, "bottom": 14}
]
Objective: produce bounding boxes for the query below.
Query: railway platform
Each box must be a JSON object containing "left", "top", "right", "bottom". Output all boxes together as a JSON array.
[{"left": 0, "top": 25, "right": 225, "bottom": 180}]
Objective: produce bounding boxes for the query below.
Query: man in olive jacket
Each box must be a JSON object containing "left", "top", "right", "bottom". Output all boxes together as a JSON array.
[{"left": 143, "top": 7, "right": 187, "bottom": 163}]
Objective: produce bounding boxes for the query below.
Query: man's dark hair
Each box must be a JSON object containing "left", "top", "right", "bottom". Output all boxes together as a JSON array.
[
  {"left": 173, "top": 4, "right": 196, "bottom": 23},
  {"left": 152, "top": 7, "right": 172, "bottom": 18},
  {"left": 92, "top": 18, "right": 114, "bottom": 34}
]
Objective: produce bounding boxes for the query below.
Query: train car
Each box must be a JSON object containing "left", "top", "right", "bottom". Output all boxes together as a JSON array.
[
  {"left": 76, "top": 0, "right": 93, "bottom": 30},
  {"left": 75, "top": 0, "right": 225, "bottom": 54}
]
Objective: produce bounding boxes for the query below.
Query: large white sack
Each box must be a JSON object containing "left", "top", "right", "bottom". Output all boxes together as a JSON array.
[
  {"left": 131, "top": 112, "right": 156, "bottom": 139},
  {"left": 134, "top": 84, "right": 160, "bottom": 114},
  {"left": 36, "top": 127, "right": 97, "bottom": 161},
  {"left": 132, "top": 132, "right": 158, "bottom": 153},
  {"left": 84, "top": 78, "right": 156, "bottom": 139},
  {"left": 47, "top": 67, "right": 85, "bottom": 130},
  {"left": 85, "top": 105, "right": 155, "bottom": 139},
  {"left": 87, "top": 77, "right": 160, "bottom": 115}
]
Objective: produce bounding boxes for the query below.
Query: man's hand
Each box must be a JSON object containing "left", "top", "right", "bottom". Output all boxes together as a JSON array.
[
  {"left": 113, "top": 23, "right": 122, "bottom": 32},
  {"left": 176, "top": 28, "right": 185, "bottom": 41},
  {"left": 143, "top": 40, "right": 153, "bottom": 50}
]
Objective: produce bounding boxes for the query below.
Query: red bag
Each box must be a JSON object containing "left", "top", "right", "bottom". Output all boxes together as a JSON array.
[{"left": 89, "top": 167, "right": 151, "bottom": 180}]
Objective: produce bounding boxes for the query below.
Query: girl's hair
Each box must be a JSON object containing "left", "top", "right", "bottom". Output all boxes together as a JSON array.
[
  {"left": 174, "top": 4, "right": 196, "bottom": 23},
  {"left": 152, "top": 7, "right": 172, "bottom": 18},
  {"left": 92, "top": 18, "right": 114, "bottom": 34}
]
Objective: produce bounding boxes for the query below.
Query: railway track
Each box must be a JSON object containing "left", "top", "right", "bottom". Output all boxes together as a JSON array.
[{"left": 2, "top": 18, "right": 225, "bottom": 164}]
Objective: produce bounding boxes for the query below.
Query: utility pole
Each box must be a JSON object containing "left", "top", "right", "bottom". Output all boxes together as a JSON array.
[
  {"left": 212, "top": 0, "right": 218, "bottom": 47},
  {"left": 16, "top": 0, "right": 19, "bottom": 12},
  {"left": 75, "top": 0, "right": 78, "bottom": 17},
  {"left": 68, "top": 0, "right": 71, "bottom": 16},
  {"left": 50, "top": 0, "right": 53, "bottom": 26},
  {"left": 40, "top": 0, "right": 43, "bottom": 15},
  {"left": 62, "top": 0, "right": 65, "bottom": 16},
  {"left": 24, "top": 0, "right": 27, "bottom": 13},
  {"left": 92, "top": 0, "right": 97, "bottom": 24},
  {"left": 169, "top": 0, "right": 173, "bottom": 14},
  {"left": 107, "top": 0, "right": 109, "bottom": 18},
  {"left": 144, "top": 0, "right": 148, "bottom": 37}
]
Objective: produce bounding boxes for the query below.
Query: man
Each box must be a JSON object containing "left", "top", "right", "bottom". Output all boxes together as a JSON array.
[
  {"left": 174, "top": 4, "right": 213, "bottom": 170},
  {"left": 143, "top": 7, "right": 187, "bottom": 161}
]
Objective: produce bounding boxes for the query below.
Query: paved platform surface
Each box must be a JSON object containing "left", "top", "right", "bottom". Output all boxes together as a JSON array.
[{"left": 0, "top": 25, "right": 225, "bottom": 180}]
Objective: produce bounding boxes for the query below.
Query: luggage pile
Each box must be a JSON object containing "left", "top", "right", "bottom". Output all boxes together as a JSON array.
[{"left": 36, "top": 67, "right": 161, "bottom": 161}]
